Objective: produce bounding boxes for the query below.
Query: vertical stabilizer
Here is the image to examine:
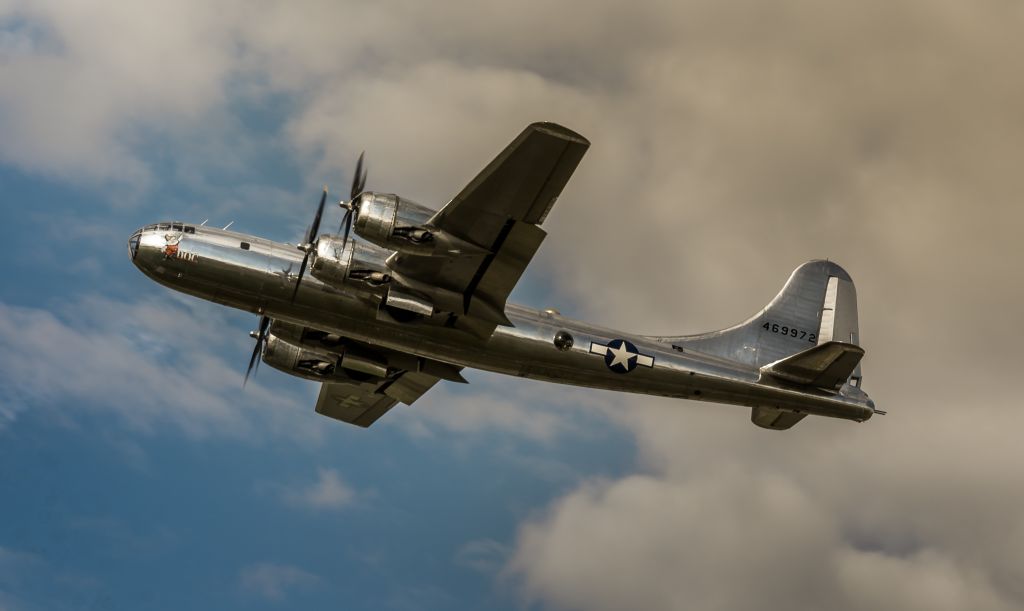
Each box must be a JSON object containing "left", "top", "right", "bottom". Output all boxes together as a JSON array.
[{"left": 655, "top": 260, "right": 863, "bottom": 385}]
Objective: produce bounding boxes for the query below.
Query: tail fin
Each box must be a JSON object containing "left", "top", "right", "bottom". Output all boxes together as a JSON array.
[{"left": 657, "top": 260, "right": 863, "bottom": 386}]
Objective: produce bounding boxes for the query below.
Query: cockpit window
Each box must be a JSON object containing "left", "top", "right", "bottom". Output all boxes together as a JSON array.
[
  {"left": 158, "top": 223, "right": 171, "bottom": 230},
  {"left": 128, "top": 232, "right": 141, "bottom": 260},
  {"left": 184, "top": 226, "right": 195, "bottom": 234},
  {"left": 171, "top": 223, "right": 183, "bottom": 231},
  {"left": 145, "top": 224, "right": 157, "bottom": 231}
]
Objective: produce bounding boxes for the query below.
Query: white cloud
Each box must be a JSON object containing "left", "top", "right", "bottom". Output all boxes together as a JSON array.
[
  {"left": 4, "top": 1, "right": 1024, "bottom": 609},
  {"left": 281, "top": 467, "right": 356, "bottom": 511},
  {"left": 506, "top": 394, "right": 1024, "bottom": 609},
  {"left": 455, "top": 538, "right": 510, "bottom": 574},
  {"left": 0, "top": 295, "right": 322, "bottom": 442},
  {"left": 394, "top": 376, "right": 605, "bottom": 443},
  {"left": 509, "top": 448, "right": 1021, "bottom": 611},
  {"left": 0, "top": 0, "right": 239, "bottom": 187},
  {"left": 237, "top": 562, "right": 319, "bottom": 601}
]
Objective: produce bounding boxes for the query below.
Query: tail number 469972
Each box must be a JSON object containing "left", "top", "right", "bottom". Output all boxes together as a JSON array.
[{"left": 763, "top": 321, "right": 816, "bottom": 343}]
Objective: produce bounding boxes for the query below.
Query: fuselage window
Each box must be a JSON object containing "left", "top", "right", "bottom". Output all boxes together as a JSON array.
[{"left": 240, "top": 242, "right": 250, "bottom": 250}]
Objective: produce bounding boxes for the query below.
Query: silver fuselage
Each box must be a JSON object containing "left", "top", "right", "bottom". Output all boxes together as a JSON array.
[{"left": 129, "top": 223, "right": 874, "bottom": 423}]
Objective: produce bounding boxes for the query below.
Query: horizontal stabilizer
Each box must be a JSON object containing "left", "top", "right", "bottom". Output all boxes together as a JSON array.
[
  {"left": 761, "top": 341, "right": 864, "bottom": 390},
  {"left": 751, "top": 406, "right": 807, "bottom": 430}
]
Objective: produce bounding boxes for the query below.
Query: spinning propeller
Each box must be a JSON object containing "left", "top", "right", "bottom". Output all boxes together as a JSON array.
[
  {"left": 244, "top": 314, "right": 271, "bottom": 386},
  {"left": 338, "top": 152, "right": 367, "bottom": 247}
]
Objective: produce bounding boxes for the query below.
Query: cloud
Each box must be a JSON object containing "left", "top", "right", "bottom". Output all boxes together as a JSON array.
[
  {"left": 0, "top": 294, "right": 321, "bottom": 442},
  {"left": 430, "top": 2, "right": 1024, "bottom": 607},
  {"left": 0, "top": 545, "right": 102, "bottom": 611},
  {"left": 455, "top": 538, "right": 510, "bottom": 575},
  {"left": 0, "top": 0, "right": 647, "bottom": 195},
  {"left": 237, "top": 562, "right": 320, "bottom": 601},
  {"left": 509, "top": 462, "right": 1019, "bottom": 611},
  {"left": 0, "top": 0, "right": 239, "bottom": 187},
  {"left": 0, "top": 547, "right": 42, "bottom": 587},
  {"left": 393, "top": 376, "right": 607, "bottom": 443},
  {"left": 280, "top": 467, "right": 356, "bottom": 511},
  {"left": 0, "top": 547, "right": 42, "bottom": 611},
  {"left": 506, "top": 395, "right": 1024, "bottom": 609},
  {"left": 4, "top": 1, "right": 1024, "bottom": 609}
]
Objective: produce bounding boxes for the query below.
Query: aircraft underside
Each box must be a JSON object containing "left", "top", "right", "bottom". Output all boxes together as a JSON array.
[{"left": 128, "top": 123, "right": 878, "bottom": 430}]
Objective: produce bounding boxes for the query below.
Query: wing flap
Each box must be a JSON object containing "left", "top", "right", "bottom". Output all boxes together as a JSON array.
[
  {"left": 761, "top": 341, "right": 865, "bottom": 390},
  {"left": 382, "top": 371, "right": 443, "bottom": 405},
  {"left": 387, "top": 123, "right": 588, "bottom": 336},
  {"left": 464, "top": 221, "right": 546, "bottom": 325}
]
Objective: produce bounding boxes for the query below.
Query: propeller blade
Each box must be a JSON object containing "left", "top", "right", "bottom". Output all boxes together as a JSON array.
[
  {"left": 337, "top": 206, "right": 351, "bottom": 236},
  {"left": 341, "top": 207, "right": 353, "bottom": 248},
  {"left": 350, "top": 152, "right": 366, "bottom": 200},
  {"left": 290, "top": 251, "right": 310, "bottom": 303},
  {"left": 341, "top": 153, "right": 366, "bottom": 248},
  {"left": 244, "top": 315, "right": 271, "bottom": 387},
  {"left": 304, "top": 186, "right": 328, "bottom": 246},
  {"left": 292, "top": 186, "right": 329, "bottom": 303}
]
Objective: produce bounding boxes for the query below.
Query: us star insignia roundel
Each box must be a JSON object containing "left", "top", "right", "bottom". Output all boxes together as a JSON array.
[{"left": 589, "top": 339, "right": 655, "bottom": 374}]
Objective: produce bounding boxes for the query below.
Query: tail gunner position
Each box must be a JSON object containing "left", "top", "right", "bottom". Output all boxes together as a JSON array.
[{"left": 128, "top": 123, "right": 879, "bottom": 430}]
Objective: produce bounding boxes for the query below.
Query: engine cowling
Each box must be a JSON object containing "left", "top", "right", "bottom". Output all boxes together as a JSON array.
[
  {"left": 352, "top": 192, "right": 489, "bottom": 256},
  {"left": 352, "top": 192, "right": 435, "bottom": 254},
  {"left": 262, "top": 334, "right": 389, "bottom": 383},
  {"left": 309, "top": 235, "right": 392, "bottom": 297}
]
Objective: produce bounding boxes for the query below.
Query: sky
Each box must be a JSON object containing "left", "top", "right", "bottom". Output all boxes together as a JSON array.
[{"left": 1, "top": 0, "right": 1024, "bottom": 609}]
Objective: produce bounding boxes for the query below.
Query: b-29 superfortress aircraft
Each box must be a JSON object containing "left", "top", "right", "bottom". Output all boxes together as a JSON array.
[{"left": 129, "top": 123, "right": 879, "bottom": 430}]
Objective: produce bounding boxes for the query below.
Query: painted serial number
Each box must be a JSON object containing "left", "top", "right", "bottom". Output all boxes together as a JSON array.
[{"left": 762, "top": 321, "right": 816, "bottom": 343}]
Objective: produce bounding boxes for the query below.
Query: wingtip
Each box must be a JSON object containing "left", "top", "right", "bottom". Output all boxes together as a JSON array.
[{"left": 529, "top": 122, "right": 590, "bottom": 146}]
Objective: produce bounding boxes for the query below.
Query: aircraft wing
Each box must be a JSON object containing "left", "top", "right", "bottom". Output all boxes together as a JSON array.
[
  {"left": 387, "top": 122, "right": 590, "bottom": 336},
  {"left": 264, "top": 319, "right": 463, "bottom": 427},
  {"left": 314, "top": 370, "right": 444, "bottom": 428}
]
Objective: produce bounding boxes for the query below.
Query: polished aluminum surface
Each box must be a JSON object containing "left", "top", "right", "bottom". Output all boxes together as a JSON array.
[
  {"left": 352, "top": 193, "right": 437, "bottom": 255},
  {"left": 130, "top": 223, "right": 874, "bottom": 425},
  {"left": 128, "top": 122, "right": 876, "bottom": 429}
]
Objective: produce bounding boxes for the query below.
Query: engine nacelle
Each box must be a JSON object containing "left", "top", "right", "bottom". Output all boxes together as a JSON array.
[
  {"left": 262, "top": 334, "right": 341, "bottom": 382},
  {"left": 262, "top": 334, "right": 387, "bottom": 383},
  {"left": 353, "top": 193, "right": 435, "bottom": 254},
  {"left": 353, "top": 192, "right": 489, "bottom": 256},
  {"left": 310, "top": 235, "right": 392, "bottom": 297}
]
